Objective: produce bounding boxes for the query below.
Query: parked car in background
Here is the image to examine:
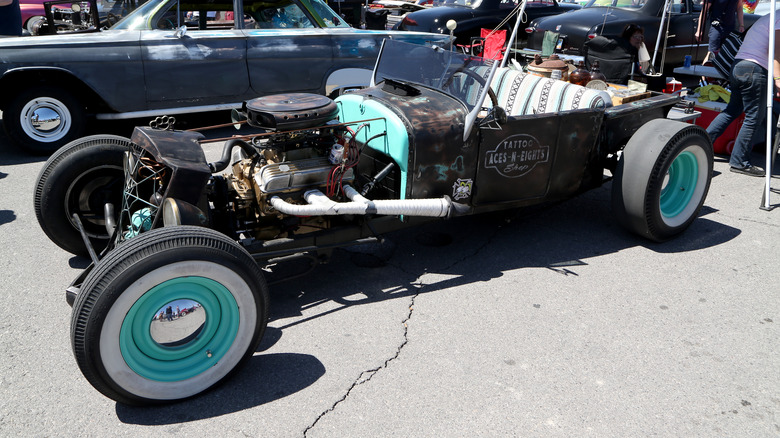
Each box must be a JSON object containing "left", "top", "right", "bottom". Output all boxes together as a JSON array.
[
  {"left": 524, "top": 0, "right": 763, "bottom": 69},
  {"left": 20, "top": 0, "right": 140, "bottom": 34},
  {"left": 21, "top": 0, "right": 74, "bottom": 34},
  {"left": 367, "top": 0, "right": 431, "bottom": 29},
  {"left": 0, "top": 0, "right": 449, "bottom": 154},
  {"left": 395, "top": 0, "right": 580, "bottom": 47}
]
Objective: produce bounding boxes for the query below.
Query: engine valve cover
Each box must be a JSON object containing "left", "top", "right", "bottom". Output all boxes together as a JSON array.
[
  {"left": 244, "top": 93, "right": 339, "bottom": 131},
  {"left": 256, "top": 157, "right": 353, "bottom": 194}
]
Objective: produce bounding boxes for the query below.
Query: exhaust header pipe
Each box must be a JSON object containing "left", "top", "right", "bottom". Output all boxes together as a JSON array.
[{"left": 269, "top": 185, "right": 454, "bottom": 217}]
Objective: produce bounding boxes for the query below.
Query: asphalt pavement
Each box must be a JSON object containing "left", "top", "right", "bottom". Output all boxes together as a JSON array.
[{"left": 0, "top": 114, "right": 778, "bottom": 437}]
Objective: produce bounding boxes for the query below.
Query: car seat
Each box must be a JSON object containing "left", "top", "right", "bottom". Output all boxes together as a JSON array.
[{"left": 583, "top": 36, "right": 635, "bottom": 85}]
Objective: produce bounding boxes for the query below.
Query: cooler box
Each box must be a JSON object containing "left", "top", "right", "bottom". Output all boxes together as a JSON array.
[{"left": 684, "top": 98, "right": 744, "bottom": 155}]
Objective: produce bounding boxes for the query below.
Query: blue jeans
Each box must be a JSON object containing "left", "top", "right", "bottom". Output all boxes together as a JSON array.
[
  {"left": 708, "top": 23, "right": 734, "bottom": 54},
  {"left": 706, "top": 60, "right": 767, "bottom": 168}
]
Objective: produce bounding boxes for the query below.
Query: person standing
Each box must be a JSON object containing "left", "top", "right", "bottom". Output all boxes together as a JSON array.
[
  {"left": 695, "top": 0, "right": 745, "bottom": 56},
  {"left": 707, "top": 13, "right": 780, "bottom": 177},
  {"left": 0, "top": 0, "right": 23, "bottom": 37}
]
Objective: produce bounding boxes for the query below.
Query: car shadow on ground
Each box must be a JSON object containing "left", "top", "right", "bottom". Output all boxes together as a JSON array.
[
  {"left": 112, "top": 185, "right": 740, "bottom": 423},
  {"left": 0, "top": 126, "right": 49, "bottom": 165},
  {"left": 267, "top": 191, "right": 739, "bottom": 327},
  {"left": 115, "top": 349, "right": 326, "bottom": 423}
]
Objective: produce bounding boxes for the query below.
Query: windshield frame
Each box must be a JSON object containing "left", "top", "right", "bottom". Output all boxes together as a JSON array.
[{"left": 371, "top": 40, "right": 496, "bottom": 112}]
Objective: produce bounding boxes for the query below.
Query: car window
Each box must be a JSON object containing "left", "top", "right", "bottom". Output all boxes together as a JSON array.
[
  {"left": 245, "top": 0, "right": 314, "bottom": 28},
  {"left": 112, "top": 0, "right": 348, "bottom": 30},
  {"left": 526, "top": 0, "right": 557, "bottom": 7},
  {"left": 433, "top": 0, "right": 484, "bottom": 8},
  {"left": 668, "top": 0, "right": 687, "bottom": 13},
  {"left": 299, "top": 0, "right": 349, "bottom": 27},
  {"left": 498, "top": 0, "right": 518, "bottom": 9},
  {"left": 584, "top": 0, "right": 645, "bottom": 9},
  {"left": 97, "top": 0, "right": 139, "bottom": 23}
]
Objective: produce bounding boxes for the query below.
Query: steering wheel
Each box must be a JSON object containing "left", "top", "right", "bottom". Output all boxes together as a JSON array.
[{"left": 443, "top": 67, "right": 499, "bottom": 109}]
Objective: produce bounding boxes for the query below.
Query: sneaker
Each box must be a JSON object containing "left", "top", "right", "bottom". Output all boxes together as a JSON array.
[{"left": 730, "top": 165, "right": 765, "bottom": 177}]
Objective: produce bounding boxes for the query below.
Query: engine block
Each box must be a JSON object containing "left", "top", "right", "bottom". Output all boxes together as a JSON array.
[{"left": 255, "top": 157, "right": 354, "bottom": 195}]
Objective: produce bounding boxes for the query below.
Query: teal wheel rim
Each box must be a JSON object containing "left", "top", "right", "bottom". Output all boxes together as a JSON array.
[
  {"left": 660, "top": 150, "right": 698, "bottom": 219},
  {"left": 119, "top": 276, "right": 239, "bottom": 382}
]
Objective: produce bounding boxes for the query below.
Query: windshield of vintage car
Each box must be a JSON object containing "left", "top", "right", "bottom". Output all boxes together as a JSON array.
[
  {"left": 373, "top": 40, "right": 494, "bottom": 111},
  {"left": 433, "top": 0, "right": 538, "bottom": 9},
  {"left": 433, "top": 0, "right": 485, "bottom": 8},
  {"left": 111, "top": 0, "right": 347, "bottom": 30},
  {"left": 582, "top": 0, "right": 648, "bottom": 9}
]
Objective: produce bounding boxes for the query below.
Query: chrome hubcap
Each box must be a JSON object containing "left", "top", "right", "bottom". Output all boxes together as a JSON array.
[
  {"left": 151, "top": 299, "right": 206, "bottom": 347},
  {"left": 20, "top": 97, "right": 71, "bottom": 143}
]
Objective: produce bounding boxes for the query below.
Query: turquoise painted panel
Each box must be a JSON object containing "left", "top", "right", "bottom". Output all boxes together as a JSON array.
[{"left": 335, "top": 94, "right": 410, "bottom": 199}]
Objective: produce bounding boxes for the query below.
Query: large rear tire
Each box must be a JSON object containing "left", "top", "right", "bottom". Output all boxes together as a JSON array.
[
  {"left": 612, "top": 119, "right": 713, "bottom": 242},
  {"left": 33, "top": 135, "right": 130, "bottom": 257},
  {"left": 71, "top": 226, "right": 269, "bottom": 405}
]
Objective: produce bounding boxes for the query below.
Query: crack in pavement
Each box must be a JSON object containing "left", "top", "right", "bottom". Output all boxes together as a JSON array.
[
  {"left": 301, "top": 222, "right": 506, "bottom": 437},
  {"left": 302, "top": 287, "right": 419, "bottom": 437}
]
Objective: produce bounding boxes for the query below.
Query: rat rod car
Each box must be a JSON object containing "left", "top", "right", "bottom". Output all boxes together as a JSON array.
[{"left": 36, "top": 39, "right": 713, "bottom": 405}]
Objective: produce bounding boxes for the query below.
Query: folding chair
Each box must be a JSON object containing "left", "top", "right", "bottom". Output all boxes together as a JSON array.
[
  {"left": 541, "top": 31, "right": 559, "bottom": 57},
  {"left": 459, "top": 28, "right": 508, "bottom": 60}
]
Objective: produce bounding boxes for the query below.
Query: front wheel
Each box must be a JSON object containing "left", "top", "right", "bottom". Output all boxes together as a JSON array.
[
  {"left": 612, "top": 119, "right": 713, "bottom": 242},
  {"left": 34, "top": 135, "right": 130, "bottom": 257},
  {"left": 71, "top": 226, "right": 269, "bottom": 405},
  {"left": 3, "top": 87, "right": 86, "bottom": 155}
]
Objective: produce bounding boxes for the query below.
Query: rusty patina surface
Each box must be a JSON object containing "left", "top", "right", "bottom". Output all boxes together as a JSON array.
[
  {"left": 350, "top": 84, "right": 479, "bottom": 201},
  {"left": 475, "top": 108, "right": 604, "bottom": 207}
]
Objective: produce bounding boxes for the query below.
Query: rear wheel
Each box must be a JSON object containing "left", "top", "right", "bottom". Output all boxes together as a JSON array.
[
  {"left": 612, "top": 119, "right": 713, "bottom": 242},
  {"left": 71, "top": 226, "right": 269, "bottom": 405},
  {"left": 25, "top": 15, "right": 46, "bottom": 35},
  {"left": 34, "top": 135, "right": 130, "bottom": 257},
  {"left": 4, "top": 86, "right": 86, "bottom": 155}
]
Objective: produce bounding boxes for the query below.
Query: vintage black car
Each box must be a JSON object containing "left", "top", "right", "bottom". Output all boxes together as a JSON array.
[
  {"left": 0, "top": 0, "right": 448, "bottom": 155},
  {"left": 524, "top": 0, "right": 763, "bottom": 68},
  {"left": 395, "top": 0, "right": 580, "bottom": 46},
  {"left": 36, "top": 39, "right": 713, "bottom": 405}
]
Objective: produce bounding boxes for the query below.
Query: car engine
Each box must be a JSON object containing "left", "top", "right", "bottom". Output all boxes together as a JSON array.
[
  {"left": 117, "top": 93, "right": 453, "bottom": 248},
  {"left": 218, "top": 93, "right": 357, "bottom": 240}
]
